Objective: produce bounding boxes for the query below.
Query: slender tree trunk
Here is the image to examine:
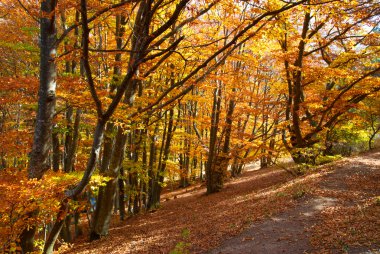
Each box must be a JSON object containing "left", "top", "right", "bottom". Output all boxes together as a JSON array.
[
  {"left": 369, "top": 133, "right": 376, "bottom": 150},
  {"left": 43, "top": 202, "right": 68, "bottom": 254},
  {"left": 147, "top": 109, "right": 175, "bottom": 209},
  {"left": 141, "top": 136, "right": 148, "bottom": 208},
  {"left": 60, "top": 215, "right": 72, "bottom": 243},
  {"left": 64, "top": 109, "right": 81, "bottom": 173},
  {"left": 180, "top": 106, "right": 191, "bottom": 187},
  {"left": 90, "top": 0, "right": 154, "bottom": 237},
  {"left": 147, "top": 123, "right": 159, "bottom": 209},
  {"left": 156, "top": 109, "right": 176, "bottom": 205},
  {"left": 52, "top": 125, "right": 60, "bottom": 172},
  {"left": 63, "top": 105, "right": 73, "bottom": 171},
  {"left": 260, "top": 100, "right": 269, "bottom": 169},
  {"left": 118, "top": 167, "right": 126, "bottom": 220}
]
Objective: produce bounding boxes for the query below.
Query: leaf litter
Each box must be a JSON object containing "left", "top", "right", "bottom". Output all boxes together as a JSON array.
[{"left": 61, "top": 150, "right": 380, "bottom": 254}]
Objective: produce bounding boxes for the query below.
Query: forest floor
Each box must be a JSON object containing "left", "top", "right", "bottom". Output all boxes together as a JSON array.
[{"left": 61, "top": 150, "right": 380, "bottom": 254}]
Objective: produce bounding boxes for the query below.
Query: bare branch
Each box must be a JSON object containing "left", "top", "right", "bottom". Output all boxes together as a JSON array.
[{"left": 80, "top": 0, "right": 103, "bottom": 117}]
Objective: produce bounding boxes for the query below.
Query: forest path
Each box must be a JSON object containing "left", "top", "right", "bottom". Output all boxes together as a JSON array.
[
  {"left": 209, "top": 151, "right": 380, "bottom": 254},
  {"left": 63, "top": 151, "right": 380, "bottom": 254}
]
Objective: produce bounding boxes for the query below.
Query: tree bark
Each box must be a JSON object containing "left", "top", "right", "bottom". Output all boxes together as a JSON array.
[
  {"left": 28, "top": 0, "right": 58, "bottom": 180},
  {"left": 206, "top": 83, "right": 222, "bottom": 194},
  {"left": 21, "top": 0, "right": 58, "bottom": 250},
  {"left": 52, "top": 125, "right": 60, "bottom": 172},
  {"left": 43, "top": 201, "right": 68, "bottom": 254},
  {"left": 64, "top": 108, "right": 81, "bottom": 173},
  {"left": 90, "top": 0, "right": 154, "bottom": 238},
  {"left": 91, "top": 126, "right": 127, "bottom": 240},
  {"left": 147, "top": 123, "right": 159, "bottom": 209}
]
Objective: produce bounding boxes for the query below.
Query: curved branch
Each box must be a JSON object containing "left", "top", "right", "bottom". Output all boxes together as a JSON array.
[{"left": 80, "top": 0, "right": 103, "bottom": 117}]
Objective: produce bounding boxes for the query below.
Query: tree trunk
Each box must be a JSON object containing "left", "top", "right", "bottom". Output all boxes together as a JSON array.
[
  {"left": 118, "top": 167, "right": 126, "bottom": 220},
  {"left": 90, "top": 127, "right": 127, "bottom": 240},
  {"left": 147, "top": 124, "right": 159, "bottom": 209},
  {"left": 21, "top": 0, "right": 58, "bottom": 250},
  {"left": 28, "top": 0, "right": 57, "bottom": 179},
  {"left": 63, "top": 106, "right": 73, "bottom": 172},
  {"left": 90, "top": 0, "right": 154, "bottom": 236},
  {"left": 64, "top": 108, "right": 81, "bottom": 173},
  {"left": 52, "top": 125, "right": 60, "bottom": 172},
  {"left": 43, "top": 202, "right": 68, "bottom": 254},
  {"left": 147, "top": 109, "right": 175, "bottom": 209},
  {"left": 60, "top": 215, "right": 72, "bottom": 243},
  {"left": 100, "top": 122, "right": 114, "bottom": 173},
  {"left": 206, "top": 84, "right": 222, "bottom": 194}
]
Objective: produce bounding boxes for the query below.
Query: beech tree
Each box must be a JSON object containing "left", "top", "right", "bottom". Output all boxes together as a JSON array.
[
  {"left": 2, "top": 0, "right": 380, "bottom": 253},
  {"left": 275, "top": 0, "right": 380, "bottom": 163}
]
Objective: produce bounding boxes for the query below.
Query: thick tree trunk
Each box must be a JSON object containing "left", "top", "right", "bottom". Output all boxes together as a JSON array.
[
  {"left": 206, "top": 84, "right": 222, "bottom": 194},
  {"left": 91, "top": 127, "right": 127, "bottom": 240},
  {"left": 39, "top": 119, "right": 105, "bottom": 253},
  {"left": 131, "top": 129, "right": 142, "bottom": 214},
  {"left": 147, "top": 113, "right": 165, "bottom": 209},
  {"left": 208, "top": 96, "right": 234, "bottom": 191},
  {"left": 369, "top": 135, "right": 374, "bottom": 150},
  {"left": 28, "top": 0, "right": 58, "bottom": 180},
  {"left": 208, "top": 155, "right": 228, "bottom": 192},
  {"left": 100, "top": 122, "right": 114, "bottom": 173},
  {"left": 267, "top": 118, "right": 279, "bottom": 165},
  {"left": 90, "top": 8, "right": 127, "bottom": 239},
  {"left": 260, "top": 112, "right": 269, "bottom": 169},
  {"left": 73, "top": 207, "right": 82, "bottom": 238},
  {"left": 21, "top": 0, "right": 58, "bottom": 251},
  {"left": 220, "top": 95, "right": 235, "bottom": 168}
]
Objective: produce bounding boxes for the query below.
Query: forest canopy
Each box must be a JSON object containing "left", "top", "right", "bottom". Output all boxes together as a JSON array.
[{"left": 0, "top": 0, "right": 379, "bottom": 253}]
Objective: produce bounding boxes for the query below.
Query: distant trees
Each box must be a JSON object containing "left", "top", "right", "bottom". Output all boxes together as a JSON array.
[{"left": 358, "top": 98, "right": 380, "bottom": 150}]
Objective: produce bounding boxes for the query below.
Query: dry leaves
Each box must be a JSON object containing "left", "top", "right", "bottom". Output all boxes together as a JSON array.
[{"left": 62, "top": 151, "right": 380, "bottom": 254}]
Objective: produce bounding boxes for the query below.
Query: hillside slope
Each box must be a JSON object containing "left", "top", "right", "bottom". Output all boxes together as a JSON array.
[{"left": 62, "top": 151, "right": 380, "bottom": 254}]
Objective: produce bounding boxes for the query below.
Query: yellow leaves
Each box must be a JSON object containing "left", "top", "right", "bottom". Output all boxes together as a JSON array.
[{"left": 89, "top": 174, "right": 112, "bottom": 187}]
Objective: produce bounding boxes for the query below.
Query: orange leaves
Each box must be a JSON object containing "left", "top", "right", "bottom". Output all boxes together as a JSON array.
[
  {"left": 0, "top": 169, "right": 78, "bottom": 246},
  {"left": 0, "top": 129, "right": 32, "bottom": 157},
  {"left": 0, "top": 77, "right": 38, "bottom": 106}
]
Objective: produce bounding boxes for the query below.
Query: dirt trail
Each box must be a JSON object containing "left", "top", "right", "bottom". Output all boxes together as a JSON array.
[
  {"left": 62, "top": 151, "right": 380, "bottom": 254},
  {"left": 208, "top": 197, "right": 337, "bottom": 254},
  {"left": 209, "top": 151, "right": 380, "bottom": 254}
]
